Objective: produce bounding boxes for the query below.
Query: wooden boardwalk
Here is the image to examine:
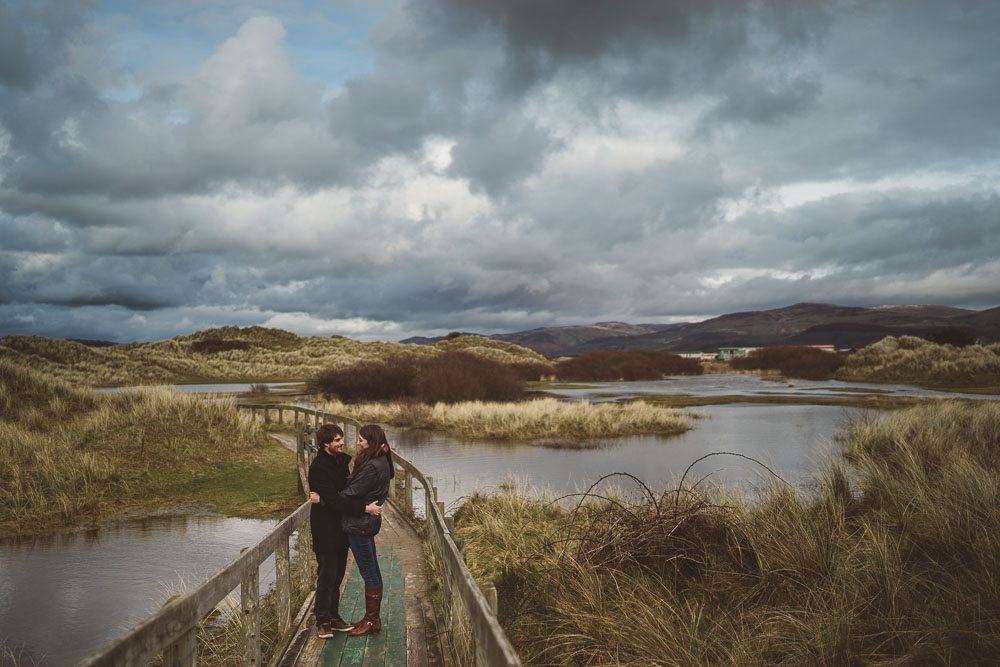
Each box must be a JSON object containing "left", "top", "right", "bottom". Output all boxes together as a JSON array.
[{"left": 279, "top": 502, "right": 445, "bottom": 667}]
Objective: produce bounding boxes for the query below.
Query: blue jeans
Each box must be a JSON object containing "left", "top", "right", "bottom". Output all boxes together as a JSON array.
[{"left": 347, "top": 534, "right": 382, "bottom": 587}]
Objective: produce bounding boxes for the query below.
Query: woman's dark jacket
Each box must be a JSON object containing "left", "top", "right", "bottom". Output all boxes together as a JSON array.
[
  {"left": 340, "top": 456, "right": 393, "bottom": 537},
  {"left": 308, "top": 449, "right": 365, "bottom": 553}
]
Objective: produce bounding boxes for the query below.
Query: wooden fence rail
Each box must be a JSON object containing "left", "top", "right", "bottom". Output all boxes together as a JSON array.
[{"left": 79, "top": 403, "right": 520, "bottom": 667}]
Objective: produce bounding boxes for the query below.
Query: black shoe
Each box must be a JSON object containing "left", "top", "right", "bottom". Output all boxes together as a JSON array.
[
  {"left": 317, "top": 622, "right": 334, "bottom": 639},
  {"left": 330, "top": 617, "right": 355, "bottom": 632}
]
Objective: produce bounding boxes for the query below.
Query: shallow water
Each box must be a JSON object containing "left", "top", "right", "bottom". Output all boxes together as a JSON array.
[
  {"left": 0, "top": 515, "right": 285, "bottom": 666},
  {"left": 384, "top": 402, "right": 859, "bottom": 516}
]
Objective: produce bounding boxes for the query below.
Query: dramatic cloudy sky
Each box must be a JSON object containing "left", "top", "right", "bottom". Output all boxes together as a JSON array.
[{"left": 1, "top": 0, "right": 998, "bottom": 342}]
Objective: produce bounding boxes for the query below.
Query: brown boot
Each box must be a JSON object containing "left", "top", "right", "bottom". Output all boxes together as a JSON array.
[{"left": 349, "top": 585, "right": 383, "bottom": 636}]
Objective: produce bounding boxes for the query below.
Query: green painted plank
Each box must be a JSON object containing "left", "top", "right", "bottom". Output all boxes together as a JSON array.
[
  {"left": 385, "top": 550, "right": 407, "bottom": 666},
  {"left": 361, "top": 548, "right": 398, "bottom": 666},
  {"left": 320, "top": 563, "right": 366, "bottom": 667},
  {"left": 319, "top": 545, "right": 410, "bottom": 667}
]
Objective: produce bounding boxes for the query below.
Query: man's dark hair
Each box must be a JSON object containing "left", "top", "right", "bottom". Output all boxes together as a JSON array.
[{"left": 316, "top": 423, "right": 344, "bottom": 445}]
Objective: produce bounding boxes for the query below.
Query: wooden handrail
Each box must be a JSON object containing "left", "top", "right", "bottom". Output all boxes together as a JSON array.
[{"left": 79, "top": 501, "right": 312, "bottom": 666}]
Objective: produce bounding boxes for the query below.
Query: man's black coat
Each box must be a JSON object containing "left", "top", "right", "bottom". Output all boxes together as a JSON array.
[{"left": 308, "top": 449, "right": 364, "bottom": 553}]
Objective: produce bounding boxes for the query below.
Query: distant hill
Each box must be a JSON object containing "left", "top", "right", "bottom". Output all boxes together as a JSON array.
[
  {"left": 0, "top": 328, "right": 546, "bottom": 387},
  {"left": 435, "top": 303, "right": 997, "bottom": 357}
]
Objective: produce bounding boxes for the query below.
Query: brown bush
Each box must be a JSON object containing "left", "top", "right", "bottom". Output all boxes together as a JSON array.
[
  {"left": 310, "top": 351, "right": 528, "bottom": 403},
  {"left": 309, "top": 357, "right": 418, "bottom": 401},
  {"left": 508, "top": 360, "right": 556, "bottom": 381},
  {"left": 554, "top": 349, "right": 702, "bottom": 382},
  {"left": 731, "top": 346, "right": 847, "bottom": 380},
  {"left": 416, "top": 351, "right": 526, "bottom": 403}
]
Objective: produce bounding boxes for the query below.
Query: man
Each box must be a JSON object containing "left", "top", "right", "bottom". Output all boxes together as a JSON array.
[{"left": 308, "top": 423, "right": 381, "bottom": 638}]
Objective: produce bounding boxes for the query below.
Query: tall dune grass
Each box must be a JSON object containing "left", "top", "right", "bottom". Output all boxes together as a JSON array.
[
  {"left": 0, "top": 329, "right": 547, "bottom": 387},
  {"left": 454, "top": 401, "right": 1000, "bottom": 664},
  {"left": 836, "top": 335, "right": 1000, "bottom": 388},
  {"left": 0, "top": 359, "right": 277, "bottom": 532},
  {"left": 318, "top": 396, "right": 694, "bottom": 439}
]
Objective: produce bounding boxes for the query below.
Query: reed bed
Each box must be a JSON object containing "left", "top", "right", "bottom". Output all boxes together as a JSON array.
[
  {"left": 453, "top": 401, "right": 1000, "bottom": 664},
  {"left": 318, "top": 396, "right": 694, "bottom": 439},
  {"left": 0, "top": 359, "right": 282, "bottom": 533}
]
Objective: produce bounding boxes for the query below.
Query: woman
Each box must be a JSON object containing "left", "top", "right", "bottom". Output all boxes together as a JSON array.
[{"left": 311, "top": 423, "right": 395, "bottom": 636}]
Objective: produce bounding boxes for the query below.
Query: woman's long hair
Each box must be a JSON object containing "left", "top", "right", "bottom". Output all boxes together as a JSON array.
[{"left": 350, "top": 424, "right": 395, "bottom": 479}]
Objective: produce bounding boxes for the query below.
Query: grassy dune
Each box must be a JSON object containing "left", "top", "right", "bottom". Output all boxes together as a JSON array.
[
  {"left": 836, "top": 335, "right": 1000, "bottom": 390},
  {"left": 0, "top": 359, "right": 299, "bottom": 534},
  {"left": 317, "top": 396, "right": 695, "bottom": 439},
  {"left": 454, "top": 401, "right": 1000, "bottom": 664},
  {"left": 0, "top": 327, "right": 547, "bottom": 387}
]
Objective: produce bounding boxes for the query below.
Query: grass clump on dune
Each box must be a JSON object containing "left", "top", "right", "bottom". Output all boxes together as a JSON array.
[
  {"left": 0, "top": 328, "right": 548, "bottom": 387},
  {"left": 453, "top": 401, "right": 1000, "bottom": 664},
  {"left": 0, "top": 359, "right": 298, "bottom": 534},
  {"left": 836, "top": 335, "right": 1000, "bottom": 390},
  {"left": 318, "top": 396, "right": 694, "bottom": 439}
]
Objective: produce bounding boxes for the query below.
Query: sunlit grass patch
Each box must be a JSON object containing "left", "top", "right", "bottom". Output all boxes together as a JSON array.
[
  {"left": 1, "top": 360, "right": 298, "bottom": 533},
  {"left": 317, "top": 396, "right": 694, "bottom": 439}
]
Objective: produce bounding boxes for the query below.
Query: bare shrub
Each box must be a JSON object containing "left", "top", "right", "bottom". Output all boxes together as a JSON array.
[
  {"left": 508, "top": 360, "right": 556, "bottom": 382},
  {"left": 416, "top": 351, "right": 526, "bottom": 403},
  {"left": 555, "top": 349, "right": 702, "bottom": 382},
  {"left": 308, "top": 357, "right": 418, "bottom": 401},
  {"left": 731, "top": 345, "right": 846, "bottom": 380}
]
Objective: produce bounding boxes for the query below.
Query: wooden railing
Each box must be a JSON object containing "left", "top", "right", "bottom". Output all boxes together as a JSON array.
[
  {"left": 79, "top": 403, "right": 520, "bottom": 666},
  {"left": 79, "top": 500, "right": 314, "bottom": 666}
]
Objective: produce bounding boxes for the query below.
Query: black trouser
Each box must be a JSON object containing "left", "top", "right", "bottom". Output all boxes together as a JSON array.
[{"left": 314, "top": 543, "right": 349, "bottom": 624}]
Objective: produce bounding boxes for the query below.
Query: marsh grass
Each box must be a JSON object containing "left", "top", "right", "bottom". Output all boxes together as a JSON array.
[
  {"left": 316, "top": 396, "right": 694, "bottom": 439},
  {"left": 454, "top": 401, "right": 1000, "bottom": 664},
  {"left": 0, "top": 359, "right": 298, "bottom": 533}
]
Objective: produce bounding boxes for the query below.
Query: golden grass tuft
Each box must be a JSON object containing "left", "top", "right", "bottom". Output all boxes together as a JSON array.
[
  {"left": 317, "top": 396, "right": 694, "bottom": 439},
  {"left": 836, "top": 335, "right": 1000, "bottom": 389}
]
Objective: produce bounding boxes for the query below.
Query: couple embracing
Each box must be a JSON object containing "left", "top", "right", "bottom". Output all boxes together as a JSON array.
[{"left": 307, "top": 423, "right": 395, "bottom": 638}]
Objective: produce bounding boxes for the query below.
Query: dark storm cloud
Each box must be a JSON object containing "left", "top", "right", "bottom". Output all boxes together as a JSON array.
[{"left": 1, "top": 0, "right": 999, "bottom": 343}]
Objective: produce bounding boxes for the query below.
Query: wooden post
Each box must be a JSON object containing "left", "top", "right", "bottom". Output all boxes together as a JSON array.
[
  {"left": 277, "top": 408, "right": 284, "bottom": 425},
  {"left": 405, "top": 468, "right": 413, "bottom": 516},
  {"left": 164, "top": 626, "right": 196, "bottom": 667},
  {"left": 264, "top": 407, "right": 271, "bottom": 425},
  {"left": 479, "top": 582, "right": 498, "bottom": 615},
  {"left": 299, "top": 525, "right": 313, "bottom": 583},
  {"left": 276, "top": 538, "right": 291, "bottom": 636},
  {"left": 295, "top": 422, "right": 306, "bottom": 495},
  {"left": 241, "top": 555, "right": 261, "bottom": 666}
]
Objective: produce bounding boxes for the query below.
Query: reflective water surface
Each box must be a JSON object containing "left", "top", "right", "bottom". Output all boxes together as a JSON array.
[
  {"left": 0, "top": 515, "right": 282, "bottom": 666},
  {"left": 385, "top": 403, "right": 859, "bottom": 516}
]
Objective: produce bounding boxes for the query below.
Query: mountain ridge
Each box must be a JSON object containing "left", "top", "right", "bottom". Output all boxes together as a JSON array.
[{"left": 401, "top": 302, "right": 1000, "bottom": 357}]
